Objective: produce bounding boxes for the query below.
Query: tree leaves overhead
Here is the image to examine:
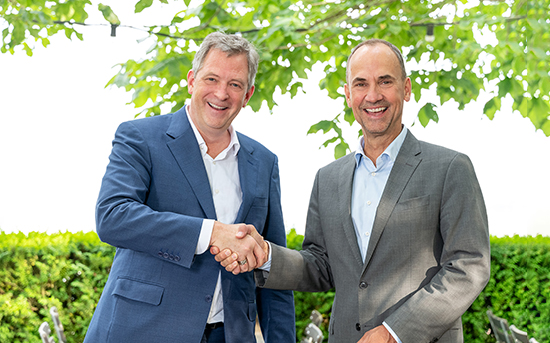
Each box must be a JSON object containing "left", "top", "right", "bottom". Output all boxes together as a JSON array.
[
  {"left": 98, "top": 4, "right": 120, "bottom": 26},
  {"left": 2, "top": 0, "right": 549, "bottom": 158}
]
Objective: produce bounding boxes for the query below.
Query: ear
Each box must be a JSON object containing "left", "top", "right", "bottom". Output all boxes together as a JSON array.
[
  {"left": 344, "top": 84, "right": 352, "bottom": 107},
  {"left": 242, "top": 85, "right": 255, "bottom": 107},
  {"left": 404, "top": 77, "right": 412, "bottom": 102},
  {"left": 187, "top": 70, "right": 195, "bottom": 94}
]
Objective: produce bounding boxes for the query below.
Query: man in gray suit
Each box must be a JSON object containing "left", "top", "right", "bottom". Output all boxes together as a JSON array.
[{"left": 214, "top": 39, "right": 491, "bottom": 343}]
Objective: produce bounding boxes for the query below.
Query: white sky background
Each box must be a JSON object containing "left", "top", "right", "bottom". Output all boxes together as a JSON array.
[{"left": 0, "top": 3, "right": 549, "bottom": 237}]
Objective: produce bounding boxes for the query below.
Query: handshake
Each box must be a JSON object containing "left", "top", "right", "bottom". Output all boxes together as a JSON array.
[{"left": 209, "top": 222, "right": 268, "bottom": 275}]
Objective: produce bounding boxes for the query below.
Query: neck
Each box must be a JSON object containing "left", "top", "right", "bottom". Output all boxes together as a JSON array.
[
  {"left": 203, "top": 132, "right": 231, "bottom": 159},
  {"left": 187, "top": 104, "right": 231, "bottom": 159},
  {"left": 361, "top": 130, "right": 401, "bottom": 167}
]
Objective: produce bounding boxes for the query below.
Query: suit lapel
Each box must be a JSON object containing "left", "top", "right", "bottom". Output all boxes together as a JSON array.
[
  {"left": 165, "top": 107, "right": 217, "bottom": 220},
  {"left": 362, "top": 132, "right": 422, "bottom": 271},
  {"left": 338, "top": 154, "right": 364, "bottom": 268},
  {"left": 234, "top": 135, "right": 258, "bottom": 224}
]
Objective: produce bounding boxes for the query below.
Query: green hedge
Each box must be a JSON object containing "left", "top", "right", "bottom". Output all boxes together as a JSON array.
[
  {"left": 469, "top": 235, "right": 550, "bottom": 342},
  {"left": 1, "top": 231, "right": 549, "bottom": 342},
  {"left": 0, "top": 231, "right": 114, "bottom": 343}
]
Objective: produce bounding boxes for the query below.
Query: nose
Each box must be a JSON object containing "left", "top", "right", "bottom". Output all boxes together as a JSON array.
[
  {"left": 364, "top": 84, "right": 383, "bottom": 104},
  {"left": 214, "top": 84, "right": 230, "bottom": 100}
]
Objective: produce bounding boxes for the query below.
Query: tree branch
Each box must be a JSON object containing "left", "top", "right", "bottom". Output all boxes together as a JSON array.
[{"left": 47, "top": 12, "right": 528, "bottom": 44}]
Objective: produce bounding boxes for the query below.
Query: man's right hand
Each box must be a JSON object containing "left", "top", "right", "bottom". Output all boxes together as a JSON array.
[{"left": 209, "top": 222, "right": 267, "bottom": 273}]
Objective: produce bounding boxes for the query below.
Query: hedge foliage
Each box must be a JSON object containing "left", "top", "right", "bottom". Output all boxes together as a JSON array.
[
  {"left": 471, "top": 235, "right": 550, "bottom": 342},
  {"left": 0, "top": 231, "right": 114, "bottom": 343},
  {"left": 0, "top": 230, "right": 549, "bottom": 342}
]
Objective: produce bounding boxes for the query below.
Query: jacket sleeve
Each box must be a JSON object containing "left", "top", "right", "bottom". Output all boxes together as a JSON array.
[
  {"left": 255, "top": 170, "right": 334, "bottom": 293},
  {"left": 256, "top": 155, "right": 296, "bottom": 343},
  {"left": 95, "top": 121, "right": 203, "bottom": 268},
  {"left": 385, "top": 153, "right": 491, "bottom": 342}
]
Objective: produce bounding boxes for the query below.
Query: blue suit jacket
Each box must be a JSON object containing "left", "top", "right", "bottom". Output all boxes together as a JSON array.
[{"left": 84, "top": 107, "right": 295, "bottom": 343}]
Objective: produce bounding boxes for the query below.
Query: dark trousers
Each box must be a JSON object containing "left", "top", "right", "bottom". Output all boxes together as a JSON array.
[{"left": 201, "top": 323, "right": 225, "bottom": 343}]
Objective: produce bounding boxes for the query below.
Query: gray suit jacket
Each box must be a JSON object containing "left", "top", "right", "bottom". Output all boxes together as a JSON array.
[{"left": 257, "top": 131, "right": 490, "bottom": 343}]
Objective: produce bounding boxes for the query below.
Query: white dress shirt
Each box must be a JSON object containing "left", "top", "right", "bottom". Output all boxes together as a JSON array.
[{"left": 187, "top": 108, "right": 242, "bottom": 324}]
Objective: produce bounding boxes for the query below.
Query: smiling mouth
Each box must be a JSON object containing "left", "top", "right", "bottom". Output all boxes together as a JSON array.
[
  {"left": 208, "top": 102, "right": 228, "bottom": 110},
  {"left": 364, "top": 107, "right": 388, "bottom": 114}
]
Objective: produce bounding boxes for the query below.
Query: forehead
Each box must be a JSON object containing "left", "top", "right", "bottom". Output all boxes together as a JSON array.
[
  {"left": 202, "top": 49, "right": 248, "bottom": 71},
  {"left": 199, "top": 49, "right": 249, "bottom": 84},
  {"left": 348, "top": 44, "right": 401, "bottom": 80}
]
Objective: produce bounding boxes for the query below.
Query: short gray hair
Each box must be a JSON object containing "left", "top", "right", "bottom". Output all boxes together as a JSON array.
[
  {"left": 346, "top": 39, "right": 407, "bottom": 82},
  {"left": 192, "top": 32, "right": 260, "bottom": 92}
]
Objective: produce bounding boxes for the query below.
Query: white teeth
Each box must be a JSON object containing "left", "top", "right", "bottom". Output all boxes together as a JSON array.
[
  {"left": 209, "top": 102, "right": 226, "bottom": 110},
  {"left": 366, "top": 107, "right": 386, "bottom": 113}
]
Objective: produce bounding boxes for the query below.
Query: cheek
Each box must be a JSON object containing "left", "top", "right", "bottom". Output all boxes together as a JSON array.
[{"left": 352, "top": 97, "right": 364, "bottom": 109}]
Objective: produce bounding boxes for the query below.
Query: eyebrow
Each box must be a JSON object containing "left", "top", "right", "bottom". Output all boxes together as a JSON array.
[
  {"left": 378, "top": 74, "right": 396, "bottom": 81},
  {"left": 203, "top": 72, "right": 246, "bottom": 86},
  {"left": 351, "top": 74, "right": 396, "bottom": 83}
]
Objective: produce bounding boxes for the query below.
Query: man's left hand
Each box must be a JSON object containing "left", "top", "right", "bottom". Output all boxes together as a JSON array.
[{"left": 358, "top": 325, "right": 397, "bottom": 343}]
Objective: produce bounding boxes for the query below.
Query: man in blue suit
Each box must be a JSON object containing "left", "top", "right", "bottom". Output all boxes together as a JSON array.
[{"left": 84, "top": 32, "right": 295, "bottom": 343}]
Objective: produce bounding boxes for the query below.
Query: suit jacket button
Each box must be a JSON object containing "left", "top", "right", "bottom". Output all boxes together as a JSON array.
[
  {"left": 359, "top": 282, "right": 368, "bottom": 289},
  {"left": 356, "top": 323, "right": 361, "bottom": 331},
  {"left": 174, "top": 255, "right": 181, "bottom": 262},
  {"left": 158, "top": 251, "right": 163, "bottom": 257},
  {"left": 163, "top": 252, "right": 169, "bottom": 259},
  {"left": 205, "top": 295, "right": 212, "bottom": 302}
]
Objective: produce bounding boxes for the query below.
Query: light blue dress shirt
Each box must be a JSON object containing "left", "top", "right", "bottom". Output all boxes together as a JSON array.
[
  {"left": 351, "top": 126, "right": 408, "bottom": 343},
  {"left": 351, "top": 127, "right": 408, "bottom": 260}
]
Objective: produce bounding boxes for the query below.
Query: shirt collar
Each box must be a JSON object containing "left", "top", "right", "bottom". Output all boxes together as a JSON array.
[
  {"left": 186, "top": 105, "right": 241, "bottom": 158},
  {"left": 354, "top": 126, "right": 408, "bottom": 166}
]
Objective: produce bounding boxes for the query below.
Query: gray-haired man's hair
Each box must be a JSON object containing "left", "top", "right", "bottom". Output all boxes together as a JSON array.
[
  {"left": 192, "top": 32, "right": 260, "bottom": 92},
  {"left": 346, "top": 39, "right": 407, "bottom": 82}
]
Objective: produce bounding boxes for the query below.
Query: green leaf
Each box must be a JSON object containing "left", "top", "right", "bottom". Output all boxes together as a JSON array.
[
  {"left": 64, "top": 28, "right": 73, "bottom": 40},
  {"left": 334, "top": 141, "right": 349, "bottom": 159},
  {"left": 321, "top": 136, "right": 338, "bottom": 147},
  {"left": 529, "top": 97, "right": 550, "bottom": 128},
  {"left": 98, "top": 3, "right": 120, "bottom": 25},
  {"left": 498, "top": 78, "right": 513, "bottom": 98},
  {"left": 483, "top": 97, "right": 501, "bottom": 120},
  {"left": 11, "top": 22, "right": 26, "bottom": 45},
  {"left": 288, "top": 82, "right": 303, "bottom": 98},
  {"left": 41, "top": 37, "right": 50, "bottom": 48},
  {"left": 530, "top": 47, "right": 547, "bottom": 60},
  {"left": 526, "top": 18, "right": 543, "bottom": 32},
  {"left": 417, "top": 102, "right": 439, "bottom": 127},
  {"left": 307, "top": 120, "right": 334, "bottom": 134},
  {"left": 22, "top": 42, "right": 32, "bottom": 56},
  {"left": 541, "top": 119, "right": 550, "bottom": 136},
  {"left": 135, "top": 0, "right": 154, "bottom": 13},
  {"left": 388, "top": 24, "right": 402, "bottom": 35},
  {"left": 343, "top": 107, "right": 355, "bottom": 126}
]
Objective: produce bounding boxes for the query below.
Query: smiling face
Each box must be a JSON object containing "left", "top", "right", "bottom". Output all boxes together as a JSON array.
[
  {"left": 187, "top": 48, "right": 254, "bottom": 140},
  {"left": 344, "top": 43, "right": 411, "bottom": 143}
]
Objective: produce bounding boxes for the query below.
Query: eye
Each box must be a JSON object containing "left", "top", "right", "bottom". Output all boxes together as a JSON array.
[{"left": 380, "top": 80, "right": 393, "bottom": 87}]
